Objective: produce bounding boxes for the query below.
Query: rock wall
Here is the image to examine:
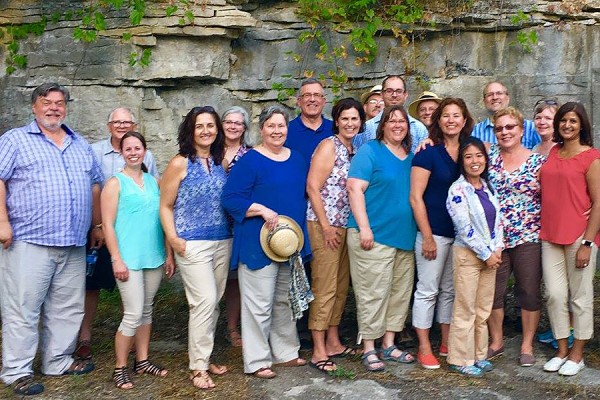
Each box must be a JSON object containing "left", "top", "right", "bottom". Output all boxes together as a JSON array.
[{"left": 1, "top": 0, "right": 600, "bottom": 169}]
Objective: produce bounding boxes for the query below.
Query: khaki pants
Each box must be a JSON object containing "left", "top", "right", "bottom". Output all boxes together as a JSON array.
[
  {"left": 542, "top": 238, "right": 597, "bottom": 340},
  {"left": 238, "top": 262, "right": 300, "bottom": 373},
  {"left": 447, "top": 246, "right": 496, "bottom": 367},
  {"left": 175, "top": 239, "right": 231, "bottom": 371},
  {"left": 307, "top": 221, "right": 350, "bottom": 331},
  {"left": 347, "top": 229, "right": 414, "bottom": 341}
]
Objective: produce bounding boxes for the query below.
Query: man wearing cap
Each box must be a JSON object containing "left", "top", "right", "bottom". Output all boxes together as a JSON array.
[
  {"left": 408, "top": 91, "right": 442, "bottom": 128},
  {"left": 361, "top": 85, "right": 384, "bottom": 121},
  {"left": 472, "top": 81, "right": 540, "bottom": 149},
  {"left": 285, "top": 78, "right": 333, "bottom": 165},
  {"left": 353, "top": 75, "right": 428, "bottom": 152}
]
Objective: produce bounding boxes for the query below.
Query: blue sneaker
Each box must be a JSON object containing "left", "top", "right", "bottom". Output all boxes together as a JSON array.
[
  {"left": 474, "top": 360, "right": 493, "bottom": 372},
  {"left": 449, "top": 364, "right": 484, "bottom": 377},
  {"left": 537, "top": 329, "right": 555, "bottom": 344}
]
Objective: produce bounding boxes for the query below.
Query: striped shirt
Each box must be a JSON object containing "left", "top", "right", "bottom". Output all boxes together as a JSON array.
[
  {"left": 0, "top": 120, "right": 104, "bottom": 247},
  {"left": 471, "top": 118, "right": 540, "bottom": 150},
  {"left": 91, "top": 137, "right": 159, "bottom": 183}
]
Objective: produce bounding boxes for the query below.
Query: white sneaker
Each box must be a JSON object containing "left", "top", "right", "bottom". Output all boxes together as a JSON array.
[
  {"left": 558, "top": 359, "right": 585, "bottom": 376},
  {"left": 543, "top": 356, "right": 567, "bottom": 372}
]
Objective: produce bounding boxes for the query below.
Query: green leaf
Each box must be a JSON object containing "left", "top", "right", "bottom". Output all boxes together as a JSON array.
[
  {"left": 184, "top": 10, "right": 194, "bottom": 24},
  {"left": 13, "top": 54, "right": 27, "bottom": 68},
  {"left": 122, "top": 32, "right": 132, "bottom": 41},
  {"left": 139, "top": 48, "right": 152, "bottom": 67},
  {"left": 94, "top": 11, "right": 106, "bottom": 31},
  {"left": 129, "top": 52, "right": 138, "bottom": 66},
  {"left": 166, "top": 5, "right": 178, "bottom": 17},
  {"left": 7, "top": 41, "right": 19, "bottom": 54},
  {"left": 6, "top": 65, "right": 16, "bottom": 75}
]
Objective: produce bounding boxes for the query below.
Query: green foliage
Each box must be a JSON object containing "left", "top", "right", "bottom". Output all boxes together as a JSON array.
[
  {"left": 508, "top": 11, "right": 538, "bottom": 53},
  {"left": 4, "top": 20, "right": 47, "bottom": 74}
]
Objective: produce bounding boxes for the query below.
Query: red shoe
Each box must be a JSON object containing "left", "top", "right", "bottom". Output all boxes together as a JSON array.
[
  {"left": 417, "top": 352, "right": 440, "bottom": 370},
  {"left": 439, "top": 345, "right": 448, "bottom": 357}
]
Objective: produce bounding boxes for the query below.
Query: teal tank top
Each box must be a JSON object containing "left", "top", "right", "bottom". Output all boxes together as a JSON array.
[{"left": 114, "top": 172, "right": 166, "bottom": 270}]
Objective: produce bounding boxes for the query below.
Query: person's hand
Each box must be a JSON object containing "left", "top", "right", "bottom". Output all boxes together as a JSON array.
[
  {"left": 262, "top": 208, "right": 279, "bottom": 231},
  {"left": 485, "top": 252, "right": 501, "bottom": 269},
  {"left": 164, "top": 254, "right": 176, "bottom": 278},
  {"left": 0, "top": 220, "right": 13, "bottom": 249},
  {"left": 576, "top": 245, "right": 592, "bottom": 269},
  {"left": 414, "top": 138, "right": 434, "bottom": 154},
  {"left": 322, "top": 224, "right": 341, "bottom": 250},
  {"left": 112, "top": 259, "right": 129, "bottom": 282},
  {"left": 358, "top": 227, "right": 374, "bottom": 250},
  {"left": 89, "top": 226, "right": 104, "bottom": 249},
  {"left": 170, "top": 237, "right": 187, "bottom": 257},
  {"left": 421, "top": 235, "right": 437, "bottom": 260}
]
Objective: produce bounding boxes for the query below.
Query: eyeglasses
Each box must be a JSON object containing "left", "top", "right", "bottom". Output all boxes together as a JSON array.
[
  {"left": 484, "top": 91, "right": 507, "bottom": 99},
  {"left": 534, "top": 99, "right": 559, "bottom": 108},
  {"left": 383, "top": 88, "right": 406, "bottom": 96},
  {"left": 494, "top": 124, "right": 518, "bottom": 133},
  {"left": 387, "top": 119, "right": 407, "bottom": 125},
  {"left": 300, "top": 93, "right": 325, "bottom": 100},
  {"left": 367, "top": 99, "right": 385, "bottom": 105},
  {"left": 109, "top": 120, "right": 135, "bottom": 127},
  {"left": 223, "top": 120, "right": 244, "bottom": 127}
]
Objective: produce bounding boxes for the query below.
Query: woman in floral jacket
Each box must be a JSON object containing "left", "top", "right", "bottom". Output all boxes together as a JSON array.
[{"left": 445, "top": 137, "right": 503, "bottom": 377}]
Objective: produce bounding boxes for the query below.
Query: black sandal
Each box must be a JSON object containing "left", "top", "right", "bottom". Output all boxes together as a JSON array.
[
  {"left": 12, "top": 375, "right": 44, "bottom": 396},
  {"left": 134, "top": 359, "right": 168, "bottom": 376},
  {"left": 113, "top": 367, "right": 134, "bottom": 390}
]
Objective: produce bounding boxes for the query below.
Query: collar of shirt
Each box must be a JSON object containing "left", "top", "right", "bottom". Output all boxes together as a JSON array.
[
  {"left": 100, "top": 136, "right": 119, "bottom": 155},
  {"left": 27, "top": 120, "right": 76, "bottom": 138},
  {"left": 295, "top": 114, "right": 327, "bottom": 132}
]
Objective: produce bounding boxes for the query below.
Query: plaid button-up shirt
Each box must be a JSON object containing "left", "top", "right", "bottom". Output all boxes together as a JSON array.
[{"left": 0, "top": 120, "right": 104, "bottom": 247}]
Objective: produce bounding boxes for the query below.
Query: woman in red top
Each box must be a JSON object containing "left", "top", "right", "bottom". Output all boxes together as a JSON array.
[{"left": 539, "top": 102, "right": 600, "bottom": 376}]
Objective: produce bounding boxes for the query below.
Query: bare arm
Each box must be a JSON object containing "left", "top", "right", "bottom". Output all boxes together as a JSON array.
[
  {"left": 576, "top": 159, "right": 600, "bottom": 269},
  {"left": 0, "top": 180, "right": 12, "bottom": 249},
  {"left": 410, "top": 166, "right": 437, "bottom": 260},
  {"left": 347, "top": 177, "right": 373, "bottom": 250},
  {"left": 101, "top": 177, "right": 128, "bottom": 281},
  {"left": 306, "top": 140, "right": 340, "bottom": 249},
  {"left": 159, "top": 155, "right": 187, "bottom": 257},
  {"left": 89, "top": 183, "right": 104, "bottom": 249}
]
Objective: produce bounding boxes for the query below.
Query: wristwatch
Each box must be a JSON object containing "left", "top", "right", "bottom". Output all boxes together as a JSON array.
[{"left": 581, "top": 239, "right": 595, "bottom": 248}]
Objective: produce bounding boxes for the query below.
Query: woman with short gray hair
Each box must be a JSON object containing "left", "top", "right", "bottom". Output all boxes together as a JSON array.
[{"left": 222, "top": 105, "right": 310, "bottom": 379}]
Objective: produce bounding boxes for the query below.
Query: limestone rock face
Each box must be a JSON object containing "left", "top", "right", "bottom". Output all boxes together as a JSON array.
[{"left": 2, "top": 0, "right": 600, "bottom": 171}]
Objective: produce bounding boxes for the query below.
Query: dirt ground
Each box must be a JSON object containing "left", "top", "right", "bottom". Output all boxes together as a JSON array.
[{"left": 1, "top": 276, "right": 600, "bottom": 399}]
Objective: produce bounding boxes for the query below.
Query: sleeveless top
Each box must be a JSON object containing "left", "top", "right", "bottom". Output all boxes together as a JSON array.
[
  {"left": 306, "top": 135, "right": 352, "bottom": 227},
  {"left": 114, "top": 173, "right": 166, "bottom": 270},
  {"left": 488, "top": 144, "right": 545, "bottom": 249},
  {"left": 173, "top": 157, "right": 232, "bottom": 241}
]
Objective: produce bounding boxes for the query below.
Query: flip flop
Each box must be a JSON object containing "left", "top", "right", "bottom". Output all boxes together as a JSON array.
[
  {"left": 309, "top": 359, "right": 336, "bottom": 374},
  {"left": 329, "top": 346, "right": 359, "bottom": 358}
]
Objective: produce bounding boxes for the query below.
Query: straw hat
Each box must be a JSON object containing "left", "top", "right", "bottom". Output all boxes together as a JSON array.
[
  {"left": 408, "top": 91, "right": 442, "bottom": 119},
  {"left": 260, "top": 216, "right": 304, "bottom": 262},
  {"left": 360, "top": 85, "right": 383, "bottom": 104}
]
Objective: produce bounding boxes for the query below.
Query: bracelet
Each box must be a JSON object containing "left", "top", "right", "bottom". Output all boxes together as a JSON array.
[
  {"left": 93, "top": 223, "right": 103, "bottom": 230},
  {"left": 111, "top": 258, "right": 119, "bottom": 263}
]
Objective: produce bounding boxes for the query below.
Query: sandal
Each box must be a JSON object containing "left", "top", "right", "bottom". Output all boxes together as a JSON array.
[
  {"left": 208, "top": 363, "right": 228, "bottom": 375},
  {"left": 379, "top": 345, "right": 414, "bottom": 364},
  {"left": 309, "top": 359, "right": 337, "bottom": 374},
  {"left": 253, "top": 367, "right": 277, "bottom": 379},
  {"left": 190, "top": 370, "right": 215, "bottom": 389},
  {"left": 113, "top": 366, "right": 134, "bottom": 390},
  {"left": 227, "top": 328, "right": 242, "bottom": 347},
  {"left": 134, "top": 359, "right": 168, "bottom": 377},
  {"left": 63, "top": 359, "right": 95, "bottom": 375},
  {"left": 329, "top": 346, "right": 360, "bottom": 358},
  {"left": 361, "top": 350, "right": 386, "bottom": 372},
  {"left": 12, "top": 375, "right": 44, "bottom": 396}
]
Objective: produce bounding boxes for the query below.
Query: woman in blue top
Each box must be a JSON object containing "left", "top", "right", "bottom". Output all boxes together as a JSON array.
[
  {"left": 410, "top": 98, "right": 474, "bottom": 370},
  {"left": 102, "top": 131, "right": 175, "bottom": 389},
  {"left": 160, "top": 106, "right": 232, "bottom": 390},
  {"left": 446, "top": 136, "right": 503, "bottom": 377},
  {"left": 222, "top": 105, "right": 310, "bottom": 379},
  {"left": 347, "top": 105, "right": 417, "bottom": 372}
]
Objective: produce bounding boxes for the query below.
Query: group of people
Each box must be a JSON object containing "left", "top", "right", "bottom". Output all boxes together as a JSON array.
[{"left": 0, "top": 77, "right": 598, "bottom": 396}]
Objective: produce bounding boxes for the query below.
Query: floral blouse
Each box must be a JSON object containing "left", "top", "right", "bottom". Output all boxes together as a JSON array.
[
  {"left": 447, "top": 176, "right": 504, "bottom": 262},
  {"left": 488, "top": 144, "right": 546, "bottom": 249}
]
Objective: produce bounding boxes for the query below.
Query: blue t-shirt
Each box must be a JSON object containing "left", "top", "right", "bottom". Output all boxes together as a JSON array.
[
  {"left": 284, "top": 115, "right": 334, "bottom": 166},
  {"left": 412, "top": 144, "right": 459, "bottom": 238},
  {"left": 221, "top": 149, "right": 311, "bottom": 270},
  {"left": 347, "top": 140, "right": 416, "bottom": 251}
]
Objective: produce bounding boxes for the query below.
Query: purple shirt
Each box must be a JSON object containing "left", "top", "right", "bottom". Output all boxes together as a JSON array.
[{"left": 0, "top": 120, "right": 104, "bottom": 247}]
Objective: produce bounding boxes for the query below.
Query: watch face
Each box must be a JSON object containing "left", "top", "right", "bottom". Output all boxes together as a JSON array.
[{"left": 582, "top": 240, "right": 593, "bottom": 247}]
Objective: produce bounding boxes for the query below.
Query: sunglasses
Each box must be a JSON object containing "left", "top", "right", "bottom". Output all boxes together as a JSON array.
[
  {"left": 494, "top": 124, "right": 518, "bottom": 133},
  {"left": 534, "top": 99, "right": 559, "bottom": 108}
]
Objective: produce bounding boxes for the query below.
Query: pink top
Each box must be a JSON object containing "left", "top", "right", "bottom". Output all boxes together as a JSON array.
[{"left": 539, "top": 146, "right": 600, "bottom": 245}]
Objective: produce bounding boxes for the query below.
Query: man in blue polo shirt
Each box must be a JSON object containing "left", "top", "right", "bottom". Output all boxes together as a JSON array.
[
  {"left": 285, "top": 78, "right": 333, "bottom": 165},
  {"left": 353, "top": 75, "right": 429, "bottom": 153},
  {"left": 472, "top": 81, "right": 540, "bottom": 149}
]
